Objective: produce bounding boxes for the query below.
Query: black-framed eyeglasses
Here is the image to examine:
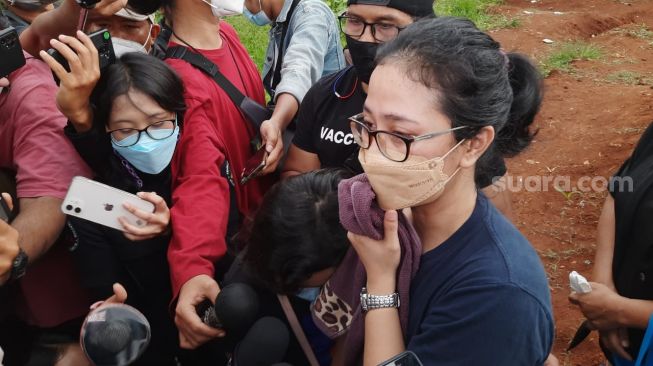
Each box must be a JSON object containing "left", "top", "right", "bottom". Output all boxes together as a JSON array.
[
  {"left": 338, "top": 13, "right": 405, "bottom": 43},
  {"left": 349, "top": 113, "right": 468, "bottom": 162},
  {"left": 108, "top": 118, "right": 177, "bottom": 147}
]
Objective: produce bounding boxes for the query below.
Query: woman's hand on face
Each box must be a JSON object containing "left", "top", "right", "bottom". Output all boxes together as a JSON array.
[
  {"left": 348, "top": 210, "right": 401, "bottom": 293},
  {"left": 119, "top": 192, "right": 170, "bottom": 241},
  {"left": 39, "top": 30, "right": 100, "bottom": 131},
  {"left": 569, "top": 282, "right": 627, "bottom": 331}
]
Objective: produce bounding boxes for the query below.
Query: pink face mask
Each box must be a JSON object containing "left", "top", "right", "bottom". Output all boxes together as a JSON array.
[{"left": 358, "top": 139, "right": 466, "bottom": 210}]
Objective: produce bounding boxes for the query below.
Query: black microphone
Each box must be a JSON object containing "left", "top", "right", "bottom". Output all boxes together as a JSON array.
[
  {"left": 196, "top": 283, "right": 259, "bottom": 336},
  {"left": 234, "top": 317, "right": 290, "bottom": 366},
  {"left": 81, "top": 303, "right": 151, "bottom": 366}
]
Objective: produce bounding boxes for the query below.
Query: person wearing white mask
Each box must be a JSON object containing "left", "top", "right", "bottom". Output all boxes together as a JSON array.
[
  {"left": 83, "top": 7, "right": 161, "bottom": 57},
  {"left": 157, "top": 0, "right": 277, "bottom": 354},
  {"left": 242, "top": 0, "right": 345, "bottom": 152}
]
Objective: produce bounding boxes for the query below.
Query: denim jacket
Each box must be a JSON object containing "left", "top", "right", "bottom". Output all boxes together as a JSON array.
[{"left": 262, "top": 0, "right": 345, "bottom": 103}]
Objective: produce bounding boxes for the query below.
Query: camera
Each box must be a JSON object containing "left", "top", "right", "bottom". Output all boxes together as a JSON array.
[
  {"left": 46, "top": 28, "right": 115, "bottom": 84},
  {"left": 0, "top": 27, "right": 26, "bottom": 78}
]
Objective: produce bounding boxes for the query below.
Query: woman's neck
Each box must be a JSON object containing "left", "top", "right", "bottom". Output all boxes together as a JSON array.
[
  {"left": 412, "top": 170, "right": 478, "bottom": 253},
  {"left": 170, "top": 5, "right": 223, "bottom": 50}
]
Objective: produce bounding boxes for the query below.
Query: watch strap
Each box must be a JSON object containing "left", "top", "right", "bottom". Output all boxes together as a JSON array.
[
  {"left": 9, "top": 248, "right": 27, "bottom": 282},
  {"left": 360, "top": 287, "right": 400, "bottom": 312}
]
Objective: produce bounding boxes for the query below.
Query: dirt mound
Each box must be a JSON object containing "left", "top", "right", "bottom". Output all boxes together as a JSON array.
[{"left": 489, "top": 0, "right": 653, "bottom": 364}]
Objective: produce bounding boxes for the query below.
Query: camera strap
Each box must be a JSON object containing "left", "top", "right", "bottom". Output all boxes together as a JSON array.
[{"left": 165, "top": 46, "right": 271, "bottom": 130}]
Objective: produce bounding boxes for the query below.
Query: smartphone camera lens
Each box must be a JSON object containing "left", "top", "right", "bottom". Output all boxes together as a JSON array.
[
  {"left": 66, "top": 205, "right": 73, "bottom": 211},
  {"left": 74, "top": 207, "right": 81, "bottom": 214}
]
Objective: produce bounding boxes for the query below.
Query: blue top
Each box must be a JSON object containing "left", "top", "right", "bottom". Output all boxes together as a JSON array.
[
  {"left": 406, "top": 194, "right": 554, "bottom": 365},
  {"left": 262, "top": 0, "right": 345, "bottom": 102}
]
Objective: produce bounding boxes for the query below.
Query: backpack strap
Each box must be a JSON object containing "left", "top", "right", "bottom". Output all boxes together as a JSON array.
[
  {"left": 165, "top": 46, "right": 271, "bottom": 130},
  {"left": 268, "top": 0, "right": 301, "bottom": 95}
]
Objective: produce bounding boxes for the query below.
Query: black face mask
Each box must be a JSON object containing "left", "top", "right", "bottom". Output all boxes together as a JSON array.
[{"left": 346, "top": 35, "right": 379, "bottom": 85}]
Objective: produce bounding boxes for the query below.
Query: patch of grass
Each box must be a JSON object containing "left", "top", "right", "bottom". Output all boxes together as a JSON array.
[
  {"left": 435, "top": 0, "right": 519, "bottom": 30},
  {"left": 629, "top": 24, "right": 653, "bottom": 40},
  {"left": 226, "top": 16, "right": 270, "bottom": 72},
  {"left": 608, "top": 24, "right": 653, "bottom": 41},
  {"left": 539, "top": 42, "right": 603, "bottom": 77},
  {"left": 606, "top": 71, "right": 642, "bottom": 85}
]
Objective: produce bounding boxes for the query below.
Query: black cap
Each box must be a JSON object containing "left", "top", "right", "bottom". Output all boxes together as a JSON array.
[{"left": 346, "top": 0, "right": 435, "bottom": 18}]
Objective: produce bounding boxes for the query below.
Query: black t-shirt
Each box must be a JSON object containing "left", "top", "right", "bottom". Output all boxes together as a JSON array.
[
  {"left": 292, "top": 66, "right": 365, "bottom": 169},
  {"left": 609, "top": 121, "right": 653, "bottom": 358}
]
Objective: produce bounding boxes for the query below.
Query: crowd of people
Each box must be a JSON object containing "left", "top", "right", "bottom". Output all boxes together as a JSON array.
[{"left": 0, "top": 0, "right": 651, "bottom": 365}]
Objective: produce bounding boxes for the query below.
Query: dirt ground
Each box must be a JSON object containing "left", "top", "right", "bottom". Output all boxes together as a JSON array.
[{"left": 486, "top": 1, "right": 653, "bottom": 365}]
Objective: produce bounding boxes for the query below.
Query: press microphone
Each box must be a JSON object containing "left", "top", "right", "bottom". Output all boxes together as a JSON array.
[
  {"left": 80, "top": 303, "right": 151, "bottom": 366},
  {"left": 234, "top": 317, "right": 290, "bottom": 366},
  {"left": 196, "top": 283, "right": 259, "bottom": 336}
]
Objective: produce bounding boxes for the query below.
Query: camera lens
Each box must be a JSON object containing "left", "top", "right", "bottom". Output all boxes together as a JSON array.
[
  {"left": 66, "top": 205, "right": 73, "bottom": 211},
  {"left": 74, "top": 207, "right": 81, "bottom": 214}
]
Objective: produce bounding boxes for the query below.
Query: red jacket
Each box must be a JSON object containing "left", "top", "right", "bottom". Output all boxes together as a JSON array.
[{"left": 166, "top": 22, "right": 273, "bottom": 297}]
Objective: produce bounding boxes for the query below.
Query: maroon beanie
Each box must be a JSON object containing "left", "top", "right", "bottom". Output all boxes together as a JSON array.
[{"left": 346, "top": 0, "right": 435, "bottom": 18}]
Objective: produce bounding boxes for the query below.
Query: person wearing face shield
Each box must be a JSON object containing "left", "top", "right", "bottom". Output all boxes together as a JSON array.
[
  {"left": 282, "top": 0, "right": 517, "bottom": 219},
  {"left": 83, "top": 7, "right": 162, "bottom": 58},
  {"left": 1, "top": 0, "right": 56, "bottom": 34},
  {"left": 241, "top": 0, "right": 345, "bottom": 155}
]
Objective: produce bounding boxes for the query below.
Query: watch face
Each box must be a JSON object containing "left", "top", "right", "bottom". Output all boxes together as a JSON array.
[{"left": 10, "top": 249, "right": 28, "bottom": 280}]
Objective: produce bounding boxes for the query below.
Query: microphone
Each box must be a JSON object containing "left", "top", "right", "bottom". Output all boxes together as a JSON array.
[
  {"left": 81, "top": 303, "right": 151, "bottom": 366},
  {"left": 234, "top": 317, "right": 290, "bottom": 366},
  {"left": 196, "top": 283, "right": 259, "bottom": 336}
]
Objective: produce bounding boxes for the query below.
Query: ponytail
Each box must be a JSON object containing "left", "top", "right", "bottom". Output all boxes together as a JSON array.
[{"left": 495, "top": 53, "right": 542, "bottom": 158}]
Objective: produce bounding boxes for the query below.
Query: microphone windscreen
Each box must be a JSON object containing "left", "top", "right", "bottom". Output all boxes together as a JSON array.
[
  {"left": 234, "top": 317, "right": 290, "bottom": 366},
  {"left": 85, "top": 319, "right": 131, "bottom": 353},
  {"left": 215, "top": 283, "right": 259, "bottom": 335},
  {"left": 81, "top": 303, "right": 151, "bottom": 366}
]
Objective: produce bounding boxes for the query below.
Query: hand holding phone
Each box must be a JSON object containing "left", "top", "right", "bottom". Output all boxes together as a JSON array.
[
  {"left": 119, "top": 192, "right": 171, "bottom": 241},
  {"left": 0, "top": 193, "right": 14, "bottom": 223},
  {"left": 62, "top": 177, "right": 155, "bottom": 232},
  {"left": 0, "top": 27, "right": 26, "bottom": 79},
  {"left": 41, "top": 29, "right": 115, "bottom": 85},
  {"left": 240, "top": 147, "right": 269, "bottom": 185}
]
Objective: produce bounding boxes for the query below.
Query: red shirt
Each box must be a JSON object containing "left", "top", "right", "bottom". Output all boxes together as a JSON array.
[
  {"left": 0, "top": 52, "right": 92, "bottom": 327},
  {"left": 166, "top": 22, "right": 272, "bottom": 296}
]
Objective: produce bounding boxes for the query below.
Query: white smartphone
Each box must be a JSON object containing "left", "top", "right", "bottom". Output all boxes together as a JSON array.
[{"left": 61, "top": 176, "right": 155, "bottom": 232}]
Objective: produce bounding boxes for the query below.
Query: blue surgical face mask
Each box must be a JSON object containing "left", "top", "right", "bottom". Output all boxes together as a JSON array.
[
  {"left": 112, "top": 126, "right": 179, "bottom": 175},
  {"left": 296, "top": 287, "right": 321, "bottom": 303},
  {"left": 243, "top": 0, "right": 271, "bottom": 26}
]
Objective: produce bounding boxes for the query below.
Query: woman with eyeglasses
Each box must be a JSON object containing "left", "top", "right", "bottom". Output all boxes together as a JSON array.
[
  {"left": 41, "top": 32, "right": 184, "bottom": 365},
  {"left": 346, "top": 17, "right": 554, "bottom": 365}
]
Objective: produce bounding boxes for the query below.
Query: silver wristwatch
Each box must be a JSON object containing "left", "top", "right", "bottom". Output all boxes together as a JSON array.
[{"left": 360, "top": 287, "right": 400, "bottom": 312}]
